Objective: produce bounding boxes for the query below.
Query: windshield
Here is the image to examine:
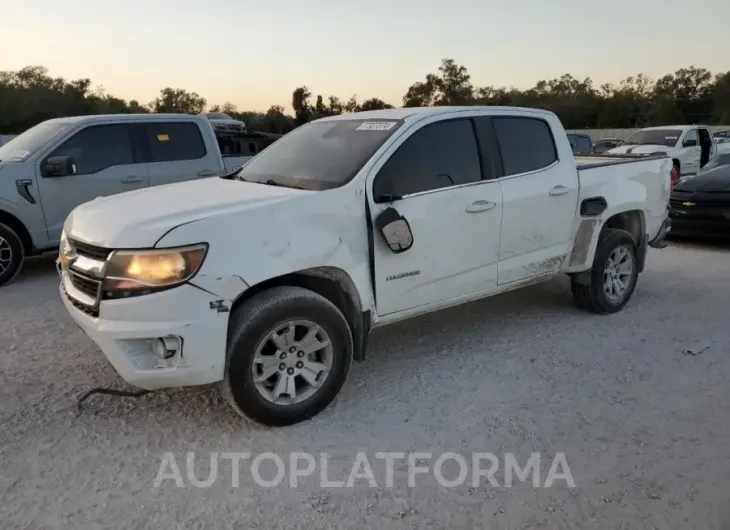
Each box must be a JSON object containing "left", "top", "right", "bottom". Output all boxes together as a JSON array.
[
  {"left": 207, "top": 113, "right": 231, "bottom": 120},
  {"left": 235, "top": 118, "right": 404, "bottom": 190},
  {"left": 623, "top": 129, "right": 681, "bottom": 147},
  {"left": 0, "top": 120, "right": 72, "bottom": 162}
]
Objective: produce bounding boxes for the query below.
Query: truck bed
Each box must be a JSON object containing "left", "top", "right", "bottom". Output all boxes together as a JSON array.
[{"left": 575, "top": 153, "right": 668, "bottom": 170}]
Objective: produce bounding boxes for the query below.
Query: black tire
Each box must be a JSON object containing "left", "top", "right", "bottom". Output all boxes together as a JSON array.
[
  {"left": 571, "top": 228, "right": 639, "bottom": 314},
  {"left": 0, "top": 223, "right": 25, "bottom": 287},
  {"left": 221, "top": 286, "right": 353, "bottom": 426}
]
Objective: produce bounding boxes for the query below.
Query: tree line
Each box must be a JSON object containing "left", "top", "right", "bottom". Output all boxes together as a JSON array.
[{"left": 1, "top": 59, "right": 729, "bottom": 135}]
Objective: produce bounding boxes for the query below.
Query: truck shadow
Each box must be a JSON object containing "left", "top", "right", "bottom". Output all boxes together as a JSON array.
[{"left": 14, "top": 253, "right": 59, "bottom": 284}]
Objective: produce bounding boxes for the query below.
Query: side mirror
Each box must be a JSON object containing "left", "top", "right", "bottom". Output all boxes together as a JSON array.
[
  {"left": 375, "top": 207, "right": 413, "bottom": 253},
  {"left": 683, "top": 139, "right": 697, "bottom": 147},
  {"left": 43, "top": 156, "right": 75, "bottom": 177}
]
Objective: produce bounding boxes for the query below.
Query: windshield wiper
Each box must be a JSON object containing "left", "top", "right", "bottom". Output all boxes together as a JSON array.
[{"left": 263, "top": 179, "right": 306, "bottom": 190}]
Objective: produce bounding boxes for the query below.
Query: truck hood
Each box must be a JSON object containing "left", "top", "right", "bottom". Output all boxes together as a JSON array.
[
  {"left": 64, "top": 177, "right": 310, "bottom": 248},
  {"left": 607, "top": 144, "right": 674, "bottom": 155},
  {"left": 674, "top": 168, "right": 730, "bottom": 193}
]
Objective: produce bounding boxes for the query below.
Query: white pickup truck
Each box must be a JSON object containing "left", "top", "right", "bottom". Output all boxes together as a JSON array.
[
  {"left": 0, "top": 114, "right": 251, "bottom": 286},
  {"left": 58, "top": 106, "right": 672, "bottom": 426},
  {"left": 607, "top": 125, "right": 718, "bottom": 177}
]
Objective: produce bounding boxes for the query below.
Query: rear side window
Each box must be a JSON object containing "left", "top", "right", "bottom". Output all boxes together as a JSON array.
[
  {"left": 47, "top": 124, "right": 135, "bottom": 175},
  {"left": 374, "top": 119, "right": 481, "bottom": 198},
  {"left": 493, "top": 117, "right": 558, "bottom": 176},
  {"left": 144, "top": 122, "right": 206, "bottom": 162}
]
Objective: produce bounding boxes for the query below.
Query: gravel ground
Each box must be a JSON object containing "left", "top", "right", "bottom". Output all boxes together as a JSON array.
[{"left": 1, "top": 241, "right": 729, "bottom": 529}]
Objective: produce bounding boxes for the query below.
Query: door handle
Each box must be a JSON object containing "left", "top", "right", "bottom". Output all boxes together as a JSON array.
[
  {"left": 465, "top": 200, "right": 496, "bottom": 213},
  {"left": 121, "top": 175, "right": 144, "bottom": 183},
  {"left": 197, "top": 169, "right": 217, "bottom": 177},
  {"left": 549, "top": 185, "right": 570, "bottom": 196}
]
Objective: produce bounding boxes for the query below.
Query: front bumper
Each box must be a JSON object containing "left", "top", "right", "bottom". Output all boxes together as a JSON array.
[
  {"left": 60, "top": 274, "right": 230, "bottom": 391},
  {"left": 669, "top": 210, "right": 730, "bottom": 238}
]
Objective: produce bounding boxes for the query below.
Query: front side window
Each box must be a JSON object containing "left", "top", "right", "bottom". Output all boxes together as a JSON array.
[
  {"left": 493, "top": 117, "right": 558, "bottom": 176},
  {"left": 46, "top": 124, "right": 135, "bottom": 175},
  {"left": 144, "top": 122, "right": 207, "bottom": 163},
  {"left": 683, "top": 129, "right": 698, "bottom": 146},
  {"left": 237, "top": 119, "right": 404, "bottom": 191},
  {"left": 373, "top": 119, "right": 481, "bottom": 199}
]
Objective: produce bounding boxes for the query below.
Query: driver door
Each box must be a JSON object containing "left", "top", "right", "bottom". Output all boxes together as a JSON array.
[
  {"left": 35, "top": 123, "right": 149, "bottom": 244},
  {"left": 678, "top": 128, "right": 701, "bottom": 175},
  {"left": 367, "top": 116, "right": 503, "bottom": 317}
]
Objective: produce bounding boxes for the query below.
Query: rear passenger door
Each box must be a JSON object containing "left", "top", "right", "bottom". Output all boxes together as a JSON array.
[
  {"left": 141, "top": 121, "right": 222, "bottom": 187},
  {"left": 35, "top": 123, "right": 149, "bottom": 244},
  {"left": 487, "top": 115, "right": 579, "bottom": 285}
]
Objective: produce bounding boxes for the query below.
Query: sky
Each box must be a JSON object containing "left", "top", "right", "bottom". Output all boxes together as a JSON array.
[{"left": 2, "top": 0, "right": 728, "bottom": 112}]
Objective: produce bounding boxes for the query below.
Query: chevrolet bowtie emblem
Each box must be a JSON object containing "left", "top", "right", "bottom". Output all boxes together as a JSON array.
[{"left": 682, "top": 201, "right": 695, "bottom": 207}]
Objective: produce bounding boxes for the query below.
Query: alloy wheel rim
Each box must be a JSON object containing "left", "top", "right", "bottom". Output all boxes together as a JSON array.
[
  {"left": 0, "top": 236, "right": 12, "bottom": 275},
  {"left": 251, "top": 319, "right": 334, "bottom": 405},
  {"left": 603, "top": 245, "right": 634, "bottom": 303}
]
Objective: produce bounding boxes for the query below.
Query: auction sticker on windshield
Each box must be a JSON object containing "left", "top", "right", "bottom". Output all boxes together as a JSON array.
[
  {"left": 356, "top": 121, "right": 397, "bottom": 131},
  {"left": 8, "top": 149, "right": 30, "bottom": 161}
]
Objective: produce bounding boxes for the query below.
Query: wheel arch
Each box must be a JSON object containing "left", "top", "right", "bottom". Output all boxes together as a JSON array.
[
  {"left": 568, "top": 208, "right": 647, "bottom": 280},
  {"left": 229, "top": 266, "right": 371, "bottom": 361},
  {"left": 0, "top": 209, "right": 34, "bottom": 255}
]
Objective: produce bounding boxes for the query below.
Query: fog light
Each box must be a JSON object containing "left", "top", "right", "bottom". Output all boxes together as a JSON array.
[{"left": 153, "top": 337, "right": 180, "bottom": 360}]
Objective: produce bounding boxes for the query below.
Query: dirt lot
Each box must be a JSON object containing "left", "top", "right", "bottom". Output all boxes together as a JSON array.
[{"left": 1, "top": 241, "right": 729, "bottom": 529}]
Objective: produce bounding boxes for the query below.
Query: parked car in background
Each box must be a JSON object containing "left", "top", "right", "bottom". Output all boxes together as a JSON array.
[
  {"left": 0, "top": 113, "right": 251, "bottom": 286},
  {"left": 607, "top": 125, "right": 718, "bottom": 177},
  {"left": 713, "top": 130, "right": 730, "bottom": 139},
  {"left": 567, "top": 133, "right": 595, "bottom": 154},
  {"left": 669, "top": 162, "right": 730, "bottom": 238},
  {"left": 593, "top": 138, "right": 624, "bottom": 153},
  {"left": 58, "top": 106, "right": 672, "bottom": 426},
  {"left": 201, "top": 112, "right": 247, "bottom": 133}
]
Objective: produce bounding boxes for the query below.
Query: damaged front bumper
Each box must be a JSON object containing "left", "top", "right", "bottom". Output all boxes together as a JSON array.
[
  {"left": 648, "top": 218, "right": 671, "bottom": 249},
  {"left": 60, "top": 278, "right": 231, "bottom": 390}
]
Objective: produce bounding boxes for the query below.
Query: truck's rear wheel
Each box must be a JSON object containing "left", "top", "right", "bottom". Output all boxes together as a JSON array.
[
  {"left": 222, "top": 286, "right": 353, "bottom": 426},
  {"left": 0, "top": 223, "right": 24, "bottom": 287},
  {"left": 571, "top": 228, "right": 638, "bottom": 314}
]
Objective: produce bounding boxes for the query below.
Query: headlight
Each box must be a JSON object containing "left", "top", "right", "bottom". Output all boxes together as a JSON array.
[
  {"left": 102, "top": 244, "right": 207, "bottom": 297},
  {"left": 58, "top": 230, "right": 71, "bottom": 266}
]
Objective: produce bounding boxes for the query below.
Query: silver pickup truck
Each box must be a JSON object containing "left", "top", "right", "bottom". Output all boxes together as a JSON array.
[{"left": 0, "top": 114, "right": 252, "bottom": 285}]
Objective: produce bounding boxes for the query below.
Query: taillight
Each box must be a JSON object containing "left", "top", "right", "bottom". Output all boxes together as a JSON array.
[{"left": 670, "top": 166, "right": 678, "bottom": 190}]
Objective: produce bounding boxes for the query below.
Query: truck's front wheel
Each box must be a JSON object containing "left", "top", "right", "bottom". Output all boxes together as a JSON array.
[
  {"left": 222, "top": 286, "right": 353, "bottom": 426},
  {"left": 571, "top": 228, "right": 639, "bottom": 314},
  {"left": 0, "top": 223, "right": 25, "bottom": 287}
]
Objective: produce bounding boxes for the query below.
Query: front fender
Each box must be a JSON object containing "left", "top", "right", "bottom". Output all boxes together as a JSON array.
[{"left": 154, "top": 190, "right": 374, "bottom": 312}]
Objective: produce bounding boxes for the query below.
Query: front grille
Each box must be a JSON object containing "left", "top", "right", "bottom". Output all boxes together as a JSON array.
[
  {"left": 671, "top": 199, "right": 730, "bottom": 208},
  {"left": 69, "top": 271, "right": 101, "bottom": 300},
  {"left": 70, "top": 238, "right": 111, "bottom": 261},
  {"left": 62, "top": 282, "right": 100, "bottom": 318}
]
